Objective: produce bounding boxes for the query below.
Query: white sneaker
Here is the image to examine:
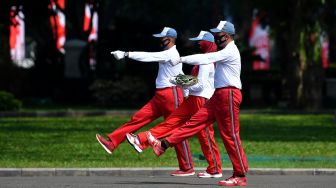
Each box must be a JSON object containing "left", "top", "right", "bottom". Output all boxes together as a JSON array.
[
  {"left": 170, "top": 169, "right": 195, "bottom": 177},
  {"left": 218, "top": 176, "right": 247, "bottom": 186},
  {"left": 146, "top": 131, "right": 166, "bottom": 156},
  {"left": 126, "top": 133, "right": 143, "bottom": 153},
  {"left": 197, "top": 172, "right": 223, "bottom": 178}
]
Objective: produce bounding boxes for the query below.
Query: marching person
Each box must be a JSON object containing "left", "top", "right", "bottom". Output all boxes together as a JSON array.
[
  {"left": 146, "top": 21, "right": 249, "bottom": 186},
  {"left": 95, "top": 27, "right": 195, "bottom": 176},
  {"left": 126, "top": 31, "right": 222, "bottom": 178}
]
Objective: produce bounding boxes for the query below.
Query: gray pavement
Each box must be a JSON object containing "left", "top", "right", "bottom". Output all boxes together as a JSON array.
[
  {"left": 0, "top": 168, "right": 335, "bottom": 188},
  {"left": 0, "top": 174, "right": 336, "bottom": 188},
  {"left": 1, "top": 168, "right": 336, "bottom": 177}
]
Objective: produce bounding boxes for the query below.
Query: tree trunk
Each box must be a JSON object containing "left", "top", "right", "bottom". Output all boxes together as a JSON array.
[
  {"left": 283, "top": 0, "right": 302, "bottom": 109},
  {"left": 285, "top": 0, "right": 324, "bottom": 110}
]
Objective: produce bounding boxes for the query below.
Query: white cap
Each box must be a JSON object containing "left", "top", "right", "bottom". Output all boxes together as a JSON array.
[
  {"left": 189, "top": 31, "right": 214, "bottom": 42},
  {"left": 210, "top": 21, "right": 235, "bottom": 35},
  {"left": 153, "top": 27, "right": 177, "bottom": 38}
]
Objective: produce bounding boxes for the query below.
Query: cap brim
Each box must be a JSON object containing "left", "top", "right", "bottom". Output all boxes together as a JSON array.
[
  {"left": 189, "top": 37, "right": 201, "bottom": 41},
  {"left": 210, "top": 28, "right": 222, "bottom": 33},
  {"left": 153, "top": 34, "right": 165, "bottom": 37}
]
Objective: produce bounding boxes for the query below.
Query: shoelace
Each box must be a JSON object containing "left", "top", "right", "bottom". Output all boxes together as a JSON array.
[
  {"left": 134, "top": 136, "right": 140, "bottom": 145},
  {"left": 225, "top": 176, "right": 236, "bottom": 181},
  {"left": 152, "top": 139, "right": 160, "bottom": 147}
]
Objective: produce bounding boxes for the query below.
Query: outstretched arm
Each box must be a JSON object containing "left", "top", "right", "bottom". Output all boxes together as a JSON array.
[
  {"left": 128, "top": 51, "right": 170, "bottom": 62},
  {"left": 181, "top": 49, "right": 230, "bottom": 65}
]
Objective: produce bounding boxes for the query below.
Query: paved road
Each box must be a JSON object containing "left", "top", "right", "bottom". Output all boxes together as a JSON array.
[{"left": 0, "top": 175, "right": 335, "bottom": 188}]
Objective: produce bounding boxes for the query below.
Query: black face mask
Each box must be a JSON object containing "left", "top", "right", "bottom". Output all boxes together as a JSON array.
[
  {"left": 160, "top": 39, "right": 170, "bottom": 49},
  {"left": 215, "top": 35, "right": 227, "bottom": 47}
]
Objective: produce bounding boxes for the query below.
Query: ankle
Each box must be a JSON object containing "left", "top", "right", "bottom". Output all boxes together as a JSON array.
[
  {"left": 233, "top": 173, "right": 246, "bottom": 178},
  {"left": 160, "top": 139, "right": 170, "bottom": 150}
]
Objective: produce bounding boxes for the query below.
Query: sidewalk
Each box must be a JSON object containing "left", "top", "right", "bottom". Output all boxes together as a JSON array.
[{"left": 0, "top": 168, "right": 335, "bottom": 177}]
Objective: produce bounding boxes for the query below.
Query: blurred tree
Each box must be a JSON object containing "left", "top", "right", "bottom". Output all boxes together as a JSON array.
[
  {"left": 236, "top": 0, "right": 331, "bottom": 110},
  {"left": 1, "top": 0, "right": 334, "bottom": 109},
  {"left": 281, "top": 0, "right": 327, "bottom": 110}
]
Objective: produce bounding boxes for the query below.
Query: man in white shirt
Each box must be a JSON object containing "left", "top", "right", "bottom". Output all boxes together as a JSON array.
[
  {"left": 146, "top": 21, "right": 249, "bottom": 186},
  {"left": 95, "top": 27, "right": 194, "bottom": 176},
  {"left": 126, "top": 31, "right": 222, "bottom": 178}
]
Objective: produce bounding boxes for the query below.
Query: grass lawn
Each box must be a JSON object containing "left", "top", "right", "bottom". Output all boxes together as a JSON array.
[{"left": 0, "top": 114, "right": 335, "bottom": 168}]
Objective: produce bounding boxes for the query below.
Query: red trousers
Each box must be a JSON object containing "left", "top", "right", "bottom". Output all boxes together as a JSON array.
[
  {"left": 138, "top": 96, "right": 221, "bottom": 174},
  {"left": 165, "top": 88, "right": 248, "bottom": 176},
  {"left": 107, "top": 86, "right": 193, "bottom": 171}
]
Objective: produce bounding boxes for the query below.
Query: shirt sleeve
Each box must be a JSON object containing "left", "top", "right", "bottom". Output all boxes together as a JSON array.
[
  {"left": 187, "top": 65, "right": 210, "bottom": 92},
  {"left": 128, "top": 51, "right": 170, "bottom": 62},
  {"left": 181, "top": 49, "right": 231, "bottom": 65}
]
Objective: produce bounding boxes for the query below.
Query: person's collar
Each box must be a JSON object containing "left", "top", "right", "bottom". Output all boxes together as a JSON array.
[
  {"left": 219, "top": 40, "right": 234, "bottom": 50},
  {"left": 165, "top": 45, "right": 176, "bottom": 50},
  {"left": 227, "top": 40, "right": 234, "bottom": 45}
]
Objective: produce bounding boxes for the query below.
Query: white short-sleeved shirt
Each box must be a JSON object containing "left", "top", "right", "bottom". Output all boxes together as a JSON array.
[
  {"left": 181, "top": 41, "right": 242, "bottom": 89},
  {"left": 128, "top": 45, "right": 184, "bottom": 88}
]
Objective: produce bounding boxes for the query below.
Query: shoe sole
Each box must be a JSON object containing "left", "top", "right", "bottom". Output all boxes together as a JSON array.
[
  {"left": 171, "top": 172, "right": 195, "bottom": 177},
  {"left": 198, "top": 174, "right": 223, "bottom": 178},
  {"left": 218, "top": 182, "right": 246, "bottom": 186},
  {"left": 218, "top": 181, "right": 247, "bottom": 186},
  {"left": 126, "top": 134, "right": 143, "bottom": 153},
  {"left": 96, "top": 134, "right": 112, "bottom": 154}
]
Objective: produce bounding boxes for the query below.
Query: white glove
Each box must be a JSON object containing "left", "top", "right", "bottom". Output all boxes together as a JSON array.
[
  {"left": 169, "top": 77, "right": 177, "bottom": 85},
  {"left": 182, "top": 88, "right": 189, "bottom": 98},
  {"left": 170, "top": 57, "right": 182, "bottom": 66},
  {"left": 111, "top": 50, "right": 126, "bottom": 60}
]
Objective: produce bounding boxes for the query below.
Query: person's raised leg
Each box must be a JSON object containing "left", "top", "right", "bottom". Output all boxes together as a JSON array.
[{"left": 96, "top": 96, "right": 161, "bottom": 154}]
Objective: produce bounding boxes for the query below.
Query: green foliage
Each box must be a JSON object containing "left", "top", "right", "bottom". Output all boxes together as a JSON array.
[
  {"left": 0, "top": 91, "right": 22, "bottom": 111},
  {"left": 89, "top": 76, "right": 149, "bottom": 107}
]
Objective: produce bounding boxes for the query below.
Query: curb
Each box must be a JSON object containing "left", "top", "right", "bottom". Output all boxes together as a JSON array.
[{"left": 0, "top": 168, "right": 335, "bottom": 177}]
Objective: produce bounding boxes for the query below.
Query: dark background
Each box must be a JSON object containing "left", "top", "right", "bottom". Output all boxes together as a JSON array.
[{"left": 0, "top": 0, "right": 335, "bottom": 110}]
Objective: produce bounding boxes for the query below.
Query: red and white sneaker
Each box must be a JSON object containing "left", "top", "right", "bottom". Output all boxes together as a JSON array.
[
  {"left": 146, "top": 131, "right": 166, "bottom": 156},
  {"left": 126, "top": 133, "right": 143, "bottom": 153},
  {"left": 170, "top": 169, "right": 195, "bottom": 177},
  {"left": 197, "top": 172, "right": 223, "bottom": 178},
  {"left": 96, "top": 134, "right": 115, "bottom": 154},
  {"left": 218, "top": 176, "right": 247, "bottom": 186}
]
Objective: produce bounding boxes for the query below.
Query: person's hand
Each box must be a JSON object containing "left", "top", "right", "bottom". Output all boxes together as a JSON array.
[
  {"left": 182, "top": 88, "right": 189, "bottom": 99},
  {"left": 110, "top": 50, "right": 125, "bottom": 60},
  {"left": 169, "top": 77, "right": 177, "bottom": 85},
  {"left": 170, "top": 57, "right": 182, "bottom": 66}
]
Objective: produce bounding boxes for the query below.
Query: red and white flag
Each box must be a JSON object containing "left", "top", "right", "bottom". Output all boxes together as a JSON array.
[
  {"left": 49, "top": 0, "right": 66, "bottom": 54},
  {"left": 9, "top": 6, "right": 25, "bottom": 62},
  {"left": 320, "top": 34, "right": 330, "bottom": 69},
  {"left": 83, "top": 2, "right": 98, "bottom": 42},
  {"left": 83, "top": 1, "right": 98, "bottom": 70},
  {"left": 249, "top": 11, "right": 270, "bottom": 71}
]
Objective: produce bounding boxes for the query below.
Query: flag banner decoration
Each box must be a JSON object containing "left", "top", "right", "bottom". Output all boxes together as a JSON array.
[
  {"left": 249, "top": 10, "right": 270, "bottom": 71},
  {"left": 83, "top": 1, "right": 98, "bottom": 42},
  {"left": 10, "top": 6, "right": 25, "bottom": 63},
  {"left": 49, "top": 0, "right": 66, "bottom": 54},
  {"left": 320, "top": 33, "right": 330, "bottom": 69},
  {"left": 83, "top": 0, "right": 98, "bottom": 70}
]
